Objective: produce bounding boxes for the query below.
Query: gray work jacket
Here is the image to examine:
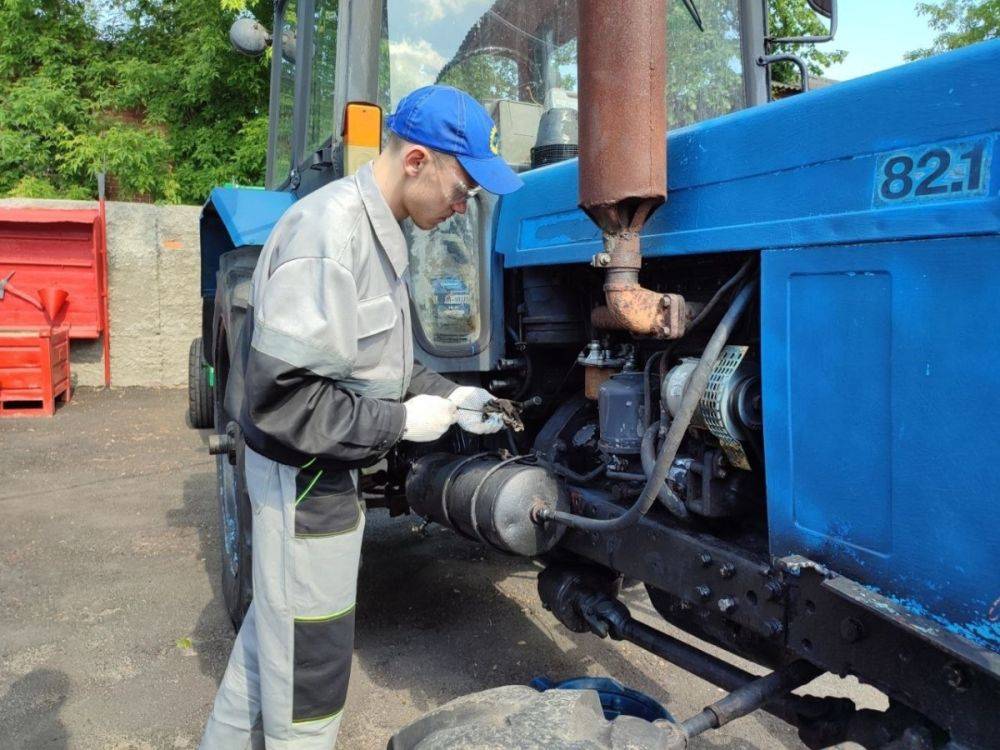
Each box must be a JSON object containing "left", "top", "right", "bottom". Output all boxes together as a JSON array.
[{"left": 226, "top": 162, "right": 456, "bottom": 471}]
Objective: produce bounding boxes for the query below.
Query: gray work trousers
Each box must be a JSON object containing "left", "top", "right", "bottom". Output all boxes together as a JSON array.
[{"left": 200, "top": 446, "right": 365, "bottom": 749}]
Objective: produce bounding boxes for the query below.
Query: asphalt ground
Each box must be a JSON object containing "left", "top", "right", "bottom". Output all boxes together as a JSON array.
[{"left": 0, "top": 388, "right": 885, "bottom": 749}]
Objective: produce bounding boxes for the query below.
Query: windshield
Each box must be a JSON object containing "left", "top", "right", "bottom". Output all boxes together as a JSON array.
[
  {"left": 380, "top": 0, "right": 746, "bottom": 132},
  {"left": 380, "top": 0, "right": 747, "bottom": 354}
]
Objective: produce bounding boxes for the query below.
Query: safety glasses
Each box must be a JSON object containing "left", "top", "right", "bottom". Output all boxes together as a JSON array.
[{"left": 430, "top": 150, "right": 481, "bottom": 204}]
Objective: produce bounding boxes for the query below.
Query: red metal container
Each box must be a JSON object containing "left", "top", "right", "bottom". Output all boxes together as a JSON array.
[
  {"left": 0, "top": 326, "right": 72, "bottom": 417},
  {"left": 0, "top": 207, "right": 106, "bottom": 338}
]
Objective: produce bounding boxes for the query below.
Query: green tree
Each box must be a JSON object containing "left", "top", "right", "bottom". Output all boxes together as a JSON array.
[
  {"left": 906, "top": 0, "right": 1000, "bottom": 60},
  {"left": 0, "top": 0, "right": 272, "bottom": 203},
  {"left": 767, "top": 0, "right": 847, "bottom": 85}
]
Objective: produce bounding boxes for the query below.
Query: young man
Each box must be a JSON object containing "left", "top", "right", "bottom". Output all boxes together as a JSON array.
[{"left": 200, "top": 85, "right": 524, "bottom": 748}]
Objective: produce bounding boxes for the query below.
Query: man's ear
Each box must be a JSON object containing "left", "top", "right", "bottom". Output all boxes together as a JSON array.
[{"left": 401, "top": 145, "right": 430, "bottom": 177}]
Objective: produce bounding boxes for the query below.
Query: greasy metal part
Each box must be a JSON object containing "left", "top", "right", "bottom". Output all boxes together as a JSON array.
[
  {"left": 537, "top": 564, "right": 960, "bottom": 748},
  {"left": 552, "top": 491, "right": 1000, "bottom": 748},
  {"left": 405, "top": 453, "right": 568, "bottom": 556},
  {"left": 590, "top": 236, "right": 689, "bottom": 338},
  {"left": 679, "top": 660, "right": 822, "bottom": 738},
  {"left": 578, "top": 0, "right": 686, "bottom": 340},
  {"left": 537, "top": 566, "right": 835, "bottom": 737},
  {"left": 538, "top": 282, "right": 755, "bottom": 532},
  {"left": 483, "top": 398, "right": 525, "bottom": 432},
  {"left": 578, "top": 340, "right": 628, "bottom": 399}
]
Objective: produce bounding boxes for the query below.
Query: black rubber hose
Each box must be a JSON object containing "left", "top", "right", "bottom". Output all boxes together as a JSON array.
[
  {"left": 538, "top": 457, "right": 605, "bottom": 483},
  {"left": 640, "top": 421, "right": 688, "bottom": 518},
  {"left": 537, "top": 281, "right": 755, "bottom": 532},
  {"left": 687, "top": 257, "right": 754, "bottom": 332},
  {"left": 641, "top": 259, "right": 751, "bottom": 429},
  {"left": 642, "top": 348, "right": 665, "bottom": 428}
]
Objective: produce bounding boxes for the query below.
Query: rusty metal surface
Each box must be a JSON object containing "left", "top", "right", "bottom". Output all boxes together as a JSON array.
[
  {"left": 584, "top": 366, "right": 617, "bottom": 400},
  {"left": 577, "top": 0, "right": 678, "bottom": 339},
  {"left": 591, "top": 288, "right": 686, "bottom": 339},
  {"left": 577, "top": 0, "right": 667, "bottom": 233},
  {"left": 589, "top": 234, "right": 688, "bottom": 338}
]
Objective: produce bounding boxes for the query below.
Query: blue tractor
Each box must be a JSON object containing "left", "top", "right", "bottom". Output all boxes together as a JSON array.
[{"left": 192, "top": 0, "right": 1000, "bottom": 746}]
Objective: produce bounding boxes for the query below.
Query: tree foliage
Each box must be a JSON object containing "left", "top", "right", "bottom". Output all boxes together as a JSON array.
[
  {"left": 0, "top": 0, "right": 851, "bottom": 204},
  {"left": 906, "top": 0, "right": 1000, "bottom": 60},
  {"left": 0, "top": 0, "right": 271, "bottom": 203},
  {"left": 767, "top": 0, "right": 847, "bottom": 84}
]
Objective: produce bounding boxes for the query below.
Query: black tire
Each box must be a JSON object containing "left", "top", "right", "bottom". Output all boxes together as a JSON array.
[
  {"left": 216, "top": 395, "right": 253, "bottom": 629},
  {"left": 188, "top": 337, "right": 215, "bottom": 429}
]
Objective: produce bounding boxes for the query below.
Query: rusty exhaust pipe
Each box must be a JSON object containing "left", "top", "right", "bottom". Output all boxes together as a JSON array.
[{"left": 578, "top": 0, "right": 686, "bottom": 338}]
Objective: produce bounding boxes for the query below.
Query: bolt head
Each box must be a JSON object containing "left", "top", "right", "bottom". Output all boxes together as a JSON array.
[
  {"left": 718, "top": 597, "right": 738, "bottom": 614},
  {"left": 719, "top": 563, "right": 736, "bottom": 579},
  {"left": 699, "top": 552, "right": 713, "bottom": 568},
  {"left": 839, "top": 618, "right": 865, "bottom": 644},
  {"left": 944, "top": 663, "right": 969, "bottom": 691},
  {"left": 764, "top": 580, "right": 784, "bottom": 600},
  {"left": 763, "top": 619, "right": 783, "bottom": 637},
  {"left": 695, "top": 585, "right": 712, "bottom": 601}
]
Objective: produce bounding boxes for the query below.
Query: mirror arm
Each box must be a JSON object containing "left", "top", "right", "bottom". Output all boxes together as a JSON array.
[{"left": 757, "top": 53, "right": 810, "bottom": 93}]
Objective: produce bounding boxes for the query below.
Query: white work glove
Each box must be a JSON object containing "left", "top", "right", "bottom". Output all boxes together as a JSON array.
[
  {"left": 402, "top": 394, "right": 457, "bottom": 442},
  {"left": 448, "top": 386, "right": 504, "bottom": 435}
]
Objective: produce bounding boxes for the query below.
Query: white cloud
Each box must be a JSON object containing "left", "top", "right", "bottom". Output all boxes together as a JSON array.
[
  {"left": 411, "top": 0, "right": 483, "bottom": 23},
  {"left": 388, "top": 38, "right": 448, "bottom": 106}
]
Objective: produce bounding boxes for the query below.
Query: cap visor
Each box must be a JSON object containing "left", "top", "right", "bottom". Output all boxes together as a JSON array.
[{"left": 457, "top": 154, "right": 524, "bottom": 196}]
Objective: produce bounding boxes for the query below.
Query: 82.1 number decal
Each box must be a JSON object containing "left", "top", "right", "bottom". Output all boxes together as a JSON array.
[{"left": 873, "top": 137, "right": 992, "bottom": 207}]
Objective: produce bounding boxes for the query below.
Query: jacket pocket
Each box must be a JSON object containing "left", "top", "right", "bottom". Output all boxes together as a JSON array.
[
  {"left": 294, "top": 470, "right": 361, "bottom": 537},
  {"left": 355, "top": 293, "right": 397, "bottom": 371},
  {"left": 356, "top": 293, "right": 397, "bottom": 339}
]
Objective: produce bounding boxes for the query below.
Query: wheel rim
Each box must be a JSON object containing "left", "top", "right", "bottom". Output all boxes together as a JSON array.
[{"left": 215, "top": 404, "right": 240, "bottom": 581}]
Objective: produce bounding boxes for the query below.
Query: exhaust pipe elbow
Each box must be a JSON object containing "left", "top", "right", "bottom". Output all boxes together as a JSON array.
[{"left": 591, "top": 232, "right": 687, "bottom": 338}]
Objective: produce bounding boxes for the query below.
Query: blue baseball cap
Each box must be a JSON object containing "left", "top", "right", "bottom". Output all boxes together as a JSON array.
[{"left": 386, "top": 85, "right": 524, "bottom": 196}]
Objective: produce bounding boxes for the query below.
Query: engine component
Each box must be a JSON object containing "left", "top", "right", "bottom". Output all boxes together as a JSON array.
[
  {"left": 520, "top": 269, "right": 584, "bottom": 344},
  {"left": 530, "top": 107, "right": 579, "bottom": 168},
  {"left": 405, "top": 453, "right": 568, "bottom": 556},
  {"left": 662, "top": 357, "right": 699, "bottom": 418},
  {"left": 662, "top": 345, "right": 760, "bottom": 470},
  {"left": 538, "top": 282, "right": 756, "bottom": 531},
  {"left": 597, "top": 370, "right": 645, "bottom": 456},
  {"left": 578, "top": 340, "right": 631, "bottom": 399}
]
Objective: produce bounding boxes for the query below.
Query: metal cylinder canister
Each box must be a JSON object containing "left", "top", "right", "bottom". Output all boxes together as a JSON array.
[
  {"left": 405, "top": 453, "right": 569, "bottom": 556},
  {"left": 598, "top": 370, "right": 645, "bottom": 455}
]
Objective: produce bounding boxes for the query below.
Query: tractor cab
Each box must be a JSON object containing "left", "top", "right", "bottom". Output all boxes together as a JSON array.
[{"left": 240, "top": 0, "right": 823, "bottom": 370}]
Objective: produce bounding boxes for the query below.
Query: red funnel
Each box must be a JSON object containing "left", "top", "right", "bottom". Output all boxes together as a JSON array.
[{"left": 39, "top": 287, "right": 68, "bottom": 320}]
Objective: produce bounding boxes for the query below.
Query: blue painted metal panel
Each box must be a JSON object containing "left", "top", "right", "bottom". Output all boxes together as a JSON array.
[
  {"left": 199, "top": 187, "right": 296, "bottom": 299},
  {"left": 208, "top": 187, "right": 296, "bottom": 248},
  {"left": 494, "top": 40, "right": 1000, "bottom": 267},
  {"left": 761, "top": 237, "right": 1000, "bottom": 651}
]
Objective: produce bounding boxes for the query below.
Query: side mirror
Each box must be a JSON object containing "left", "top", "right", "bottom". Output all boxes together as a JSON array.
[
  {"left": 229, "top": 16, "right": 272, "bottom": 57},
  {"left": 806, "top": 0, "right": 833, "bottom": 18}
]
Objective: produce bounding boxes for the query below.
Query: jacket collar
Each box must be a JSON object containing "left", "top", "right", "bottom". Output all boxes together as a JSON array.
[{"left": 356, "top": 161, "right": 408, "bottom": 278}]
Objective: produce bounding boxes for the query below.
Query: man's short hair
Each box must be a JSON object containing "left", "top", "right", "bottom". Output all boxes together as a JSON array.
[{"left": 385, "top": 131, "right": 413, "bottom": 153}]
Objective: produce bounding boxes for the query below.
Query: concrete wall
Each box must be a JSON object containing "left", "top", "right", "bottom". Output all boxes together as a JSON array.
[{"left": 0, "top": 198, "right": 202, "bottom": 387}]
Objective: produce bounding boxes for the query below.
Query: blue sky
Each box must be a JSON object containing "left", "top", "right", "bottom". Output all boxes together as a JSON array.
[{"left": 823, "top": 0, "right": 939, "bottom": 81}]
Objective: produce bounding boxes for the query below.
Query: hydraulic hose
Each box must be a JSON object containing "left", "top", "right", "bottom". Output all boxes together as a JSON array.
[
  {"left": 641, "top": 258, "right": 753, "bottom": 429},
  {"left": 687, "top": 257, "right": 754, "bottom": 332},
  {"left": 536, "top": 280, "right": 755, "bottom": 532},
  {"left": 640, "top": 421, "right": 688, "bottom": 518}
]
